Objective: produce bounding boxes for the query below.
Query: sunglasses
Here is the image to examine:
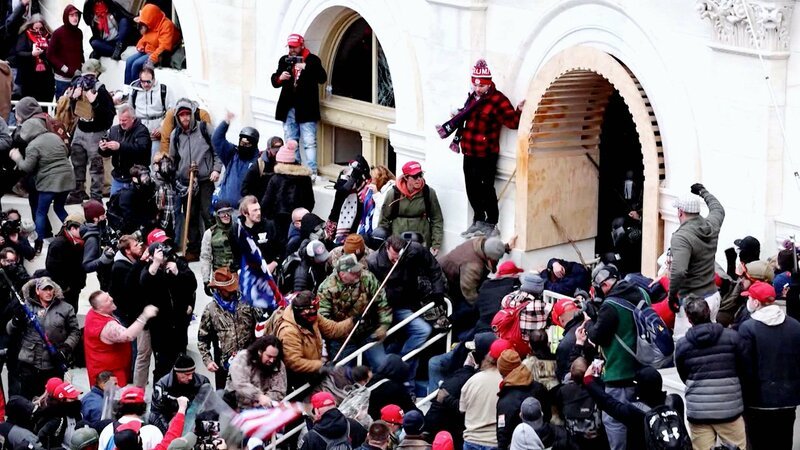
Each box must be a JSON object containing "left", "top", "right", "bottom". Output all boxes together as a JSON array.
[
  {"left": 139, "top": 79, "right": 153, "bottom": 85},
  {"left": 408, "top": 173, "right": 424, "bottom": 180}
]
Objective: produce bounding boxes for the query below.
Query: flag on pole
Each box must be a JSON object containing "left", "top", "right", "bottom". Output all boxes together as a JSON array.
[
  {"left": 231, "top": 403, "right": 304, "bottom": 441},
  {"left": 234, "top": 223, "right": 286, "bottom": 312}
]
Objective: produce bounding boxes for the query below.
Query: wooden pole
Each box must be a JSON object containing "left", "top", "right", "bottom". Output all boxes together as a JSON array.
[
  {"left": 550, "top": 214, "right": 588, "bottom": 267},
  {"left": 180, "top": 163, "right": 197, "bottom": 254},
  {"left": 497, "top": 167, "right": 517, "bottom": 203}
]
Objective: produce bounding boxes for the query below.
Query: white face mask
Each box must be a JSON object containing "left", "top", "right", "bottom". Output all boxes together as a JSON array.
[{"left": 746, "top": 299, "right": 760, "bottom": 313}]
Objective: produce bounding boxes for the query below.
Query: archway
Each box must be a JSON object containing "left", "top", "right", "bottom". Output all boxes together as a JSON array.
[{"left": 516, "top": 46, "right": 665, "bottom": 276}]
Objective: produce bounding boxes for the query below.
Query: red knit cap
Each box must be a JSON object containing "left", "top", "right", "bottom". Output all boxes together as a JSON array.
[
  {"left": 472, "top": 59, "right": 492, "bottom": 85},
  {"left": 489, "top": 338, "right": 513, "bottom": 360}
]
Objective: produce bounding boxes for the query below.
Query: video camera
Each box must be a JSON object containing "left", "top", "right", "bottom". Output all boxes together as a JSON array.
[
  {"left": 284, "top": 55, "right": 303, "bottom": 65},
  {"left": 148, "top": 241, "right": 177, "bottom": 263},
  {"left": 0, "top": 213, "right": 21, "bottom": 237}
]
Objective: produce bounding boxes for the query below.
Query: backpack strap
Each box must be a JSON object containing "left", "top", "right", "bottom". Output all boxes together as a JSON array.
[
  {"left": 199, "top": 121, "right": 213, "bottom": 150},
  {"left": 131, "top": 88, "right": 137, "bottom": 106},
  {"left": 160, "top": 84, "right": 168, "bottom": 108},
  {"left": 257, "top": 158, "right": 265, "bottom": 176},
  {"left": 604, "top": 297, "right": 638, "bottom": 359},
  {"left": 388, "top": 185, "right": 432, "bottom": 222}
]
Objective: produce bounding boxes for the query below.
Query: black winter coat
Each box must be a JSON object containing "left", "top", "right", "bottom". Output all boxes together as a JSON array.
[
  {"left": 675, "top": 322, "right": 745, "bottom": 423},
  {"left": 293, "top": 244, "right": 328, "bottom": 294},
  {"left": 474, "top": 276, "right": 520, "bottom": 333},
  {"left": 270, "top": 52, "right": 327, "bottom": 123},
  {"left": 544, "top": 258, "right": 590, "bottom": 297},
  {"left": 738, "top": 312, "right": 800, "bottom": 409},
  {"left": 367, "top": 242, "right": 446, "bottom": 311},
  {"left": 139, "top": 258, "right": 196, "bottom": 350},
  {"left": 368, "top": 355, "right": 419, "bottom": 420},
  {"left": 496, "top": 381, "right": 550, "bottom": 450},
  {"left": 80, "top": 223, "right": 112, "bottom": 289},
  {"left": 262, "top": 163, "right": 315, "bottom": 218},
  {"left": 45, "top": 232, "right": 86, "bottom": 296},
  {"left": 424, "top": 366, "right": 475, "bottom": 450},
  {"left": 533, "top": 423, "right": 577, "bottom": 450},
  {"left": 74, "top": 84, "right": 116, "bottom": 133},
  {"left": 109, "top": 254, "right": 145, "bottom": 325},
  {"left": 109, "top": 183, "right": 158, "bottom": 235},
  {"left": 149, "top": 370, "right": 210, "bottom": 432},
  {"left": 34, "top": 400, "right": 83, "bottom": 450},
  {"left": 556, "top": 314, "right": 584, "bottom": 382},
  {"left": 230, "top": 217, "right": 282, "bottom": 267},
  {"left": 301, "top": 408, "right": 366, "bottom": 450},
  {"left": 99, "top": 119, "right": 151, "bottom": 181},
  {"left": 241, "top": 156, "right": 275, "bottom": 201}
]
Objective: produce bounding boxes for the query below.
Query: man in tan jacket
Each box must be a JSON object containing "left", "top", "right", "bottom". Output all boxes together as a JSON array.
[{"left": 276, "top": 290, "right": 353, "bottom": 390}]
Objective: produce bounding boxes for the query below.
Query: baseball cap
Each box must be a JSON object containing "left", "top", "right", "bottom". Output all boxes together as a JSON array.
[
  {"left": 488, "top": 338, "right": 513, "bottom": 360},
  {"left": 45, "top": 377, "right": 63, "bottom": 396},
  {"left": 287, "top": 33, "right": 304, "bottom": 47},
  {"left": 336, "top": 254, "right": 363, "bottom": 274},
  {"left": 147, "top": 228, "right": 168, "bottom": 246},
  {"left": 306, "top": 240, "right": 330, "bottom": 264},
  {"left": 402, "top": 410, "right": 424, "bottom": 435},
  {"left": 496, "top": 261, "right": 523, "bottom": 278},
  {"left": 742, "top": 281, "right": 776, "bottom": 304},
  {"left": 520, "top": 397, "right": 544, "bottom": 428},
  {"left": 551, "top": 298, "right": 580, "bottom": 328},
  {"left": 402, "top": 161, "right": 423, "bottom": 177},
  {"left": 310, "top": 392, "right": 336, "bottom": 409},
  {"left": 36, "top": 277, "right": 55, "bottom": 291},
  {"left": 70, "top": 426, "right": 99, "bottom": 450},
  {"left": 118, "top": 386, "right": 146, "bottom": 404},
  {"left": 53, "top": 382, "right": 80, "bottom": 400},
  {"left": 380, "top": 404, "right": 404, "bottom": 425},
  {"left": 673, "top": 194, "right": 702, "bottom": 214}
]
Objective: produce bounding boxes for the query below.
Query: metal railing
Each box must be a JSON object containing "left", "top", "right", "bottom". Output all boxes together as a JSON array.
[
  {"left": 9, "top": 100, "right": 58, "bottom": 131},
  {"left": 267, "top": 298, "right": 454, "bottom": 450}
]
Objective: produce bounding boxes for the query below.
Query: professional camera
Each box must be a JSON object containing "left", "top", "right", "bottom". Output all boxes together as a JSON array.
[
  {"left": 284, "top": 55, "right": 303, "bottom": 65},
  {"left": 99, "top": 226, "right": 121, "bottom": 249},
  {"left": 0, "top": 215, "right": 21, "bottom": 237},
  {"left": 148, "top": 241, "right": 177, "bottom": 263}
]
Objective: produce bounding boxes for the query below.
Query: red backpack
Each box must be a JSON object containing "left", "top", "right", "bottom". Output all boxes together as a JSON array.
[
  {"left": 491, "top": 301, "right": 531, "bottom": 357},
  {"left": 33, "top": 112, "right": 71, "bottom": 146}
]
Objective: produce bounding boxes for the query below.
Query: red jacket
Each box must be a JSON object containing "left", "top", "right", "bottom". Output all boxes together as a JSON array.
[
  {"left": 459, "top": 85, "right": 521, "bottom": 158},
  {"left": 84, "top": 309, "right": 132, "bottom": 386}
]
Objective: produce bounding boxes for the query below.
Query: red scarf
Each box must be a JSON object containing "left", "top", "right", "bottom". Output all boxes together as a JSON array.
[
  {"left": 94, "top": 2, "right": 110, "bottom": 36},
  {"left": 63, "top": 228, "right": 84, "bottom": 247},
  {"left": 25, "top": 29, "right": 49, "bottom": 72},
  {"left": 292, "top": 48, "right": 311, "bottom": 87}
]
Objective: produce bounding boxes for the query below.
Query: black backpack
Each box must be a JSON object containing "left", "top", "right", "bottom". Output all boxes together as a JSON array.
[
  {"left": 387, "top": 185, "right": 432, "bottom": 223},
  {"left": 560, "top": 383, "right": 602, "bottom": 440},
  {"left": 276, "top": 252, "right": 302, "bottom": 295},
  {"left": 310, "top": 422, "right": 351, "bottom": 450},
  {"left": 633, "top": 402, "right": 691, "bottom": 450}
]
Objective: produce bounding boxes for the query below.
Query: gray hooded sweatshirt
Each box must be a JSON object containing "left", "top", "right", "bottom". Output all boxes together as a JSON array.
[{"left": 168, "top": 98, "right": 221, "bottom": 183}]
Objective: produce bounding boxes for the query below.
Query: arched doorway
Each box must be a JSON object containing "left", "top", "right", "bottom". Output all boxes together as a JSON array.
[{"left": 516, "top": 46, "right": 665, "bottom": 276}]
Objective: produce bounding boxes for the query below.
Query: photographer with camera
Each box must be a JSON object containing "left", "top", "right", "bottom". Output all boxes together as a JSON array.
[
  {"left": 45, "top": 215, "right": 87, "bottom": 312},
  {"left": 66, "top": 59, "right": 115, "bottom": 204},
  {"left": 0, "top": 210, "right": 35, "bottom": 261},
  {"left": 0, "top": 247, "right": 30, "bottom": 397},
  {"left": 270, "top": 33, "right": 327, "bottom": 179},
  {"left": 81, "top": 200, "right": 115, "bottom": 291},
  {"left": 8, "top": 276, "right": 81, "bottom": 400},
  {"left": 108, "top": 165, "right": 158, "bottom": 236},
  {"left": 98, "top": 104, "right": 151, "bottom": 196},
  {"left": 139, "top": 229, "right": 196, "bottom": 381}
]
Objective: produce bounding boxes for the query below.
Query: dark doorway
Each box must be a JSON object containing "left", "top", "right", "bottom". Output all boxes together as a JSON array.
[{"left": 595, "top": 91, "right": 644, "bottom": 274}]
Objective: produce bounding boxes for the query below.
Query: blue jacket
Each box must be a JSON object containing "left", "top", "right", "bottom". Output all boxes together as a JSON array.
[
  {"left": 81, "top": 386, "right": 105, "bottom": 428},
  {"left": 675, "top": 322, "right": 745, "bottom": 423},
  {"left": 213, "top": 121, "right": 258, "bottom": 206}
]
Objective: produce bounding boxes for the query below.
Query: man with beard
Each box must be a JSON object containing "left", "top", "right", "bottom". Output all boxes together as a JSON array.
[
  {"left": 148, "top": 354, "right": 210, "bottom": 433},
  {"left": 111, "top": 235, "right": 149, "bottom": 387},
  {"left": 109, "top": 165, "right": 159, "bottom": 235},
  {"left": 99, "top": 105, "right": 151, "bottom": 196},
  {"left": 80, "top": 200, "right": 114, "bottom": 291},
  {"left": 139, "top": 229, "right": 196, "bottom": 381},
  {"left": 225, "top": 335, "right": 287, "bottom": 409},
  {"left": 276, "top": 290, "right": 353, "bottom": 389},
  {"left": 230, "top": 196, "right": 282, "bottom": 273},
  {"left": 200, "top": 202, "right": 235, "bottom": 295},
  {"left": 212, "top": 112, "right": 260, "bottom": 207},
  {"left": 197, "top": 268, "right": 261, "bottom": 389}
]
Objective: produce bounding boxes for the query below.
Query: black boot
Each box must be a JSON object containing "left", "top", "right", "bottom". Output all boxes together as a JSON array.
[{"left": 111, "top": 42, "right": 124, "bottom": 61}]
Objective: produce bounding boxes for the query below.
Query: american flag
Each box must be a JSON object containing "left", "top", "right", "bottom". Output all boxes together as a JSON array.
[
  {"left": 231, "top": 403, "right": 304, "bottom": 441},
  {"left": 236, "top": 225, "right": 286, "bottom": 312}
]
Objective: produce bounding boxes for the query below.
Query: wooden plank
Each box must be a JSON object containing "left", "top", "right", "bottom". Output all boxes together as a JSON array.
[{"left": 530, "top": 137, "right": 601, "bottom": 148}]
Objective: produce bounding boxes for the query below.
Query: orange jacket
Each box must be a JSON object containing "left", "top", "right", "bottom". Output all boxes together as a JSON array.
[{"left": 135, "top": 4, "right": 180, "bottom": 63}]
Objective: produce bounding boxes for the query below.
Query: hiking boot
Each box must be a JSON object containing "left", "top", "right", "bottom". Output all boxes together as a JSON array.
[
  {"left": 460, "top": 221, "right": 482, "bottom": 238},
  {"left": 65, "top": 190, "right": 88, "bottom": 205},
  {"left": 111, "top": 42, "right": 124, "bottom": 60},
  {"left": 483, "top": 222, "right": 500, "bottom": 237},
  {"left": 471, "top": 221, "right": 490, "bottom": 237},
  {"left": 34, "top": 240, "right": 43, "bottom": 255}
]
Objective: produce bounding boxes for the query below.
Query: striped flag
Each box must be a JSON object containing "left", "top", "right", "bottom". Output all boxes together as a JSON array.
[
  {"left": 235, "top": 224, "right": 286, "bottom": 312},
  {"left": 231, "top": 403, "right": 304, "bottom": 441}
]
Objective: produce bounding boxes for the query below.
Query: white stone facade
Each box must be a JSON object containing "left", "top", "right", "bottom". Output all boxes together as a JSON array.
[{"left": 42, "top": 0, "right": 800, "bottom": 273}]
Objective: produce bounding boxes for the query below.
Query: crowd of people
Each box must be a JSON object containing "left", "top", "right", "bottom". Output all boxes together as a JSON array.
[{"left": 0, "top": 2, "right": 796, "bottom": 450}]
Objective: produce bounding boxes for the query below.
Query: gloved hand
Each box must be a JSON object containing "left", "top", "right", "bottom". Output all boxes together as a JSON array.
[
  {"left": 204, "top": 282, "right": 213, "bottom": 297},
  {"left": 11, "top": 301, "right": 27, "bottom": 325},
  {"left": 318, "top": 363, "right": 333, "bottom": 377},
  {"left": 668, "top": 298, "right": 681, "bottom": 314},
  {"left": 373, "top": 325, "right": 388, "bottom": 342},
  {"left": 102, "top": 247, "right": 115, "bottom": 261},
  {"left": 690, "top": 183, "right": 705, "bottom": 196},
  {"left": 428, "top": 294, "right": 447, "bottom": 309},
  {"left": 57, "top": 343, "right": 72, "bottom": 366}
]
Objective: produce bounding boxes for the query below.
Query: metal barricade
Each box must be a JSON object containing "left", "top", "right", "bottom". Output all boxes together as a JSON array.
[{"left": 267, "top": 298, "right": 454, "bottom": 450}]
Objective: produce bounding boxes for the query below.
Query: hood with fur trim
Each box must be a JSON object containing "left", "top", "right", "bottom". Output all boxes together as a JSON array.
[{"left": 274, "top": 162, "right": 312, "bottom": 177}]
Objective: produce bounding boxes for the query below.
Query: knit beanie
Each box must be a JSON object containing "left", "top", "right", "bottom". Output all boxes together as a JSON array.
[
  {"left": 489, "top": 338, "right": 513, "bottom": 360},
  {"left": 343, "top": 234, "right": 365, "bottom": 255},
  {"left": 15, "top": 97, "right": 41, "bottom": 122},
  {"left": 82, "top": 199, "right": 105, "bottom": 223},
  {"left": 402, "top": 410, "right": 425, "bottom": 435},
  {"left": 483, "top": 237, "right": 506, "bottom": 261},
  {"left": 497, "top": 349, "right": 521, "bottom": 377},
  {"left": 81, "top": 58, "right": 104, "bottom": 75},
  {"left": 520, "top": 271, "right": 545, "bottom": 295},
  {"left": 276, "top": 140, "right": 298, "bottom": 164},
  {"left": 173, "top": 354, "right": 196, "bottom": 373}
]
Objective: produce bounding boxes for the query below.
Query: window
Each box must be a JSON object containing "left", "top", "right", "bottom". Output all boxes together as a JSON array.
[{"left": 318, "top": 15, "right": 396, "bottom": 177}]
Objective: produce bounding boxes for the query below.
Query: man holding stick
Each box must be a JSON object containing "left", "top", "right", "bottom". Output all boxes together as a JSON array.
[{"left": 318, "top": 254, "right": 392, "bottom": 367}]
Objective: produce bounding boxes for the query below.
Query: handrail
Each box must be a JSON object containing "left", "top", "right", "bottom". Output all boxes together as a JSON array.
[
  {"left": 9, "top": 100, "right": 59, "bottom": 130},
  {"left": 266, "top": 298, "right": 454, "bottom": 450}
]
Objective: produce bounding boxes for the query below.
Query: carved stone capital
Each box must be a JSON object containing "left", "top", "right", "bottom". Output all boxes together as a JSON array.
[{"left": 696, "top": 0, "right": 795, "bottom": 58}]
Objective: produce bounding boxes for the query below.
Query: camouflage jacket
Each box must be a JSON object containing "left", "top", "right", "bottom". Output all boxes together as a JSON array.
[
  {"left": 197, "top": 300, "right": 262, "bottom": 368},
  {"left": 318, "top": 270, "right": 392, "bottom": 340}
]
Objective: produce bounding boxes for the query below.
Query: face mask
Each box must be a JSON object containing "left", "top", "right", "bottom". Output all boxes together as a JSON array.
[
  {"left": 746, "top": 299, "right": 759, "bottom": 313},
  {"left": 238, "top": 145, "right": 256, "bottom": 159},
  {"left": 98, "top": 219, "right": 107, "bottom": 228}
]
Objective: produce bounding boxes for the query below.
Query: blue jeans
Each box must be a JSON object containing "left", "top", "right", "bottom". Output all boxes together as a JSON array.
[
  {"left": 604, "top": 385, "right": 636, "bottom": 450},
  {"left": 125, "top": 52, "right": 151, "bottom": 85},
  {"left": 327, "top": 337, "right": 386, "bottom": 369},
  {"left": 35, "top": 191, "right": 68, "bottom": 241},
  {"left": 54, "top": 80, "right": 70, "bottom": 99},
  {"left": 90, "top": 18, "right": 131, "bottom": 57},
  {"left": 428, "top": 350, "right": 454, "bottom": 394},
  {"left": 282, "top": 108, "right": 318, "bottom": 173},
  {"left": 111, "top": 178, "right": 131, "bottom": 196},
  {"left": 463, "top": 442, "right": 497, "bottom": 450},
  {"left": 393, "top": 308, "right": 431, "bottom": 378}
]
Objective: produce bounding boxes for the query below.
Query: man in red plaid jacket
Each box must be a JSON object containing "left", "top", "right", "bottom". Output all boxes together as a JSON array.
[{"left": 457, "top": 59, "right": 524, "bottom": 238}]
